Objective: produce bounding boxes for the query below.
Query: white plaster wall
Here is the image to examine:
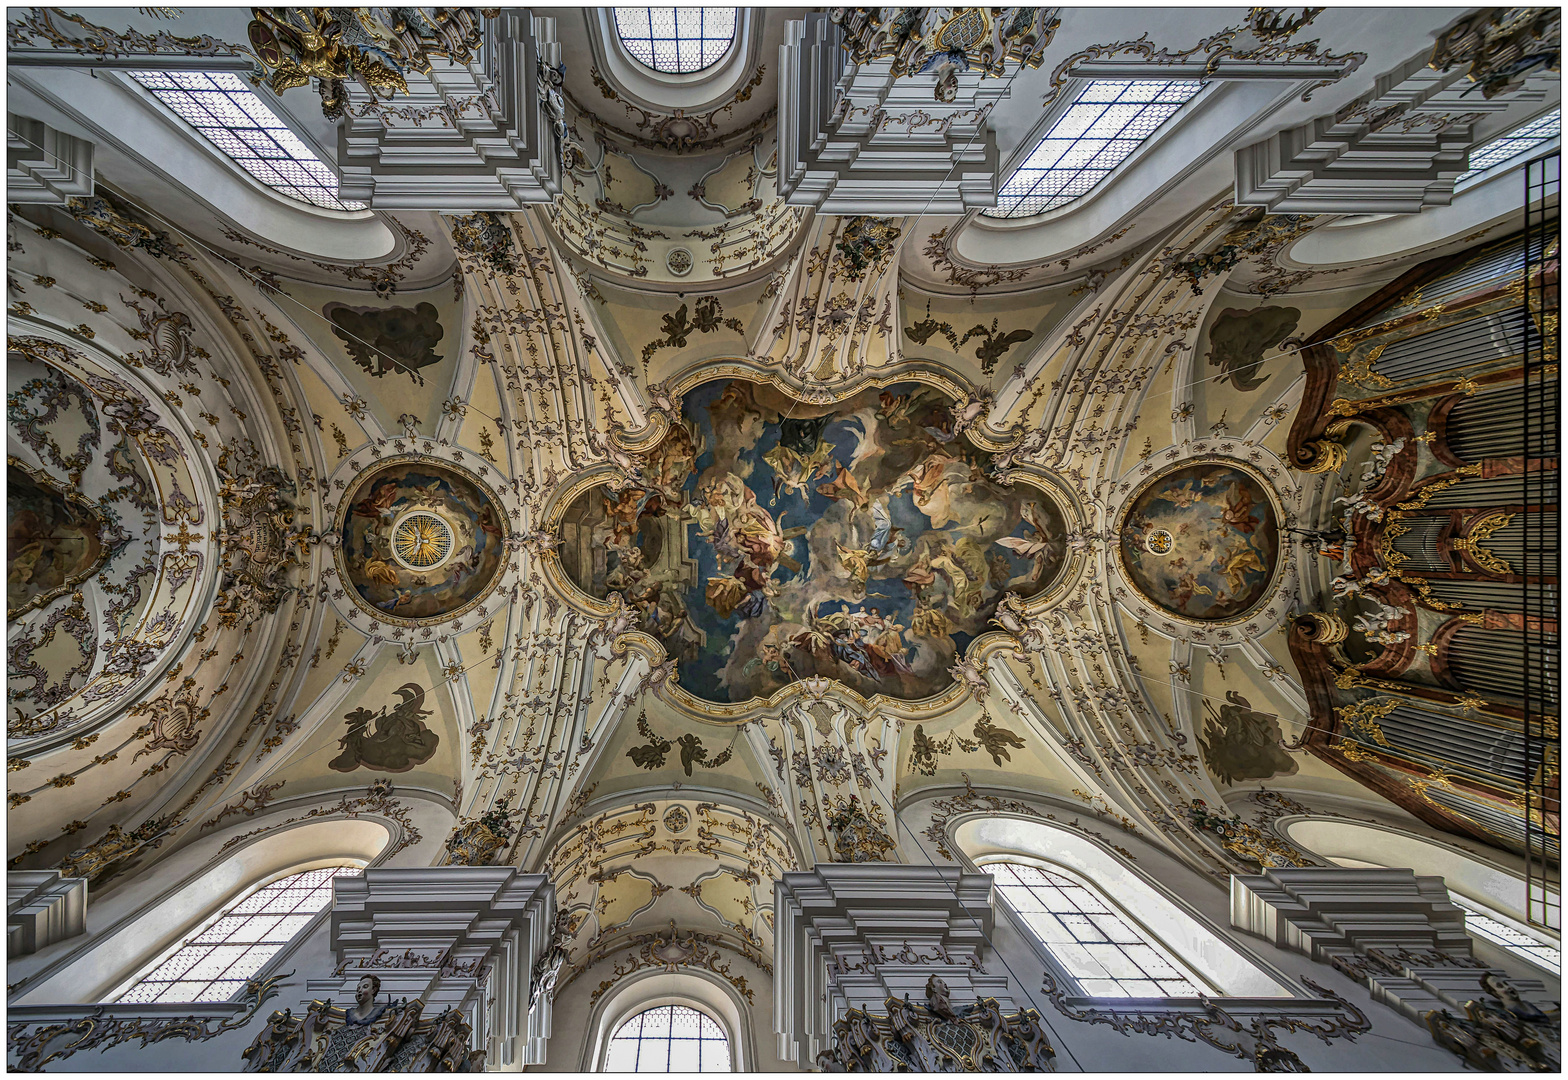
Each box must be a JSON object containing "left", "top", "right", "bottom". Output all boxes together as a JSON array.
[{"left": 535, "top": 948, "right": 794, "bottom": 1073}]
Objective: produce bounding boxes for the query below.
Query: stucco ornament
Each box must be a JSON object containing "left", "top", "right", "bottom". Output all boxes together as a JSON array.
[
  {"left": 818, "top": 974, "right": 1058, "bottom": 1071},
  {"left": 1424, "top": 972, "right": 1561, "bottom": 1073},
  {"left": 247, "top": 7, "right": 487, "bottom": 118},
  {"left": 831, "top": 7, "right": 1060, "bottom": 102},
  {"left": 240, "top": 979, "right": 486, "bottom": 1072},
  {"left": 826, "top": 794, "right": 896, "bottom": 863},
  {"left": 214, "top": 458, "right": 299, "bottom": 629}
]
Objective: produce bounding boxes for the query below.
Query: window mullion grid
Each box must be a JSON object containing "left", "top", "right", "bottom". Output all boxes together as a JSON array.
[
  {"left": 989, "top": 80, "right": 1201, "bottom": 219},
  {"left": 992, "top": 861, "right": 1202, "bottom": 999},
  {"left": 115, "top": 866, "right": 361, "bottom": 1005}
]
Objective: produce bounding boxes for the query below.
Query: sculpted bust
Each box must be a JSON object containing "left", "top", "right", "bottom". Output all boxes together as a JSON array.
[{"left": 345, "top": 974, "right": 389, "bottom": 1027}]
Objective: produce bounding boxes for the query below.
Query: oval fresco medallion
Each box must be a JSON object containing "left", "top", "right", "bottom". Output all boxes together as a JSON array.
[
  {"left": 1118, "top": 461, "right": 1280, "bottom": 622},
  {"left": 556, "top": 378, "right": 1070, "bottom": 704},
  {"left": 338, "top": 460, "right": 507, "bottom": 623}
]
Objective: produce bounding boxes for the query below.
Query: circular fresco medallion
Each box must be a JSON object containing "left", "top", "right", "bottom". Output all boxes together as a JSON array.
[
  {"left": 338, "top": 459, "right": 507, "bottom": 623},
  {"left": 1117, "top": 461, "right": 1281, "bottom": 623},
  {"left": 391, "top": 511, "right": 455, "bottom": 571}
]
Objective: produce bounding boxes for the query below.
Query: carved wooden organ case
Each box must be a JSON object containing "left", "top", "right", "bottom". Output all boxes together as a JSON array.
[{"left": 1286, "top": 229, "right": 1560, "bottom": 862}]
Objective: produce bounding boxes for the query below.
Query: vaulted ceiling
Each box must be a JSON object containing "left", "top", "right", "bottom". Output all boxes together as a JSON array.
[{"left": 6, "top": 5, "right": 1559, "bottom": 979}]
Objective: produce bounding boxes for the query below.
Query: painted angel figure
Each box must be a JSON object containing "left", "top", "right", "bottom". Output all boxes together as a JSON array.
[{"left": 994, "top": 500, "right": 1061, "bottom": 589}]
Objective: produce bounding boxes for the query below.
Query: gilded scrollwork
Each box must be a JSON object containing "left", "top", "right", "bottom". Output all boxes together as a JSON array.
[
  {"left": 819, "top": 974, "right": 1058, "bottom": 1071},
  {"left": 832, "top": 8, "right": 1060, "bottom": 103}
]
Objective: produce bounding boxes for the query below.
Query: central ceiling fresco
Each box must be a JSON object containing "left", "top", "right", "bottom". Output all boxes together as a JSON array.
[{"left": 559, "top": 378, "right": 1068, "bottom": 703}]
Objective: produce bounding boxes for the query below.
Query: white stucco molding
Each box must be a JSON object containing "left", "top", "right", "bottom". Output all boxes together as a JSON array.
[
  {"left": 322, "top": 867, "right": 557, "bottom": 1067},
  {"left": 774, "top": 863, "right": 1013, "bottom": 1067}
]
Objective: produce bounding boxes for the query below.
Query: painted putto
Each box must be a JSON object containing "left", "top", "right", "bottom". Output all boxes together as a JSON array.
[
  {"left": 1118, "top": 462, "right": 1280, "bottom": 622},
  {"left": 558, "top": 378, "right": 1067, "bottom": 703},
  {"left": 338, "top": 460, "right": 506, "bottom": 622}
]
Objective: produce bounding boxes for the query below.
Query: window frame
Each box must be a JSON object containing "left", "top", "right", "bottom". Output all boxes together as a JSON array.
[
  {"left": 980, "top": 76, "right": 1212, "bottom": 226},
  {"left": 1456, "top": 107, "right": 1562, "bottom": 190},
  {"left": 611, "top": 8, "right": 739, "bottom": 77},
  {"left": 600, "top": 1000, "right": 735, "bottom": 1072},
  {"left": 978, "top": 853, "right": 1216, "bottom": 998},
  {"left": 106, "top": 859, "right": 366, "bottom": 1005},
  {"left": 115, "top": 69, "right": 368, "bottom": 215}
]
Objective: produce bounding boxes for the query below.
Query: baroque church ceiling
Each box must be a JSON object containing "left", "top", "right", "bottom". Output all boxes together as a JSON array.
[{"left": 4, "top": 4, "right": 1560, "bottom": 1009}]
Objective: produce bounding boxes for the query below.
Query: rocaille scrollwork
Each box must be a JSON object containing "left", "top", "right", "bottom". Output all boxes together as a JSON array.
[
  {"left": 214, "top": 449, "right": 301, "bottom": 629},
  {"left": 8, "top": 973, "right": 287, "bottom": 1073},
  {"left": 241, "top": 975, "right": 485, "bottom": 1072},
  {"left": 818, "top": 974, "right": 1058, "bottom": 1072},
  {"left": 830, "top": 7, "right": 1060, "bottom": 103}
]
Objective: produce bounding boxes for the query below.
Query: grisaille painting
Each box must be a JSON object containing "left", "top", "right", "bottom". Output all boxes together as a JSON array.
[
  {"left": 324, "top": 301, "right": 446, "bottom": 384},
  {"left": 558, "top": 378, "right": 1067, "bottom": 703},
  {"left": 328, "top": 682, "right": 441, "bottom": 773},
  {"left": 1206, "top": 305, "right": 1301, "bottom": 391},
  {"left": 1198, "top": 690, "right": 1299, "bottom": 785},
  {"left": 1119, "top": 462, "right": 1279, "bottom": 622}
]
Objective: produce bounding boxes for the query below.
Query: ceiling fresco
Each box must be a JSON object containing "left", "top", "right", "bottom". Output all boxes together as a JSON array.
[
  {"left": 7, "top": 458, "right": 109, "bottom": 619},
  {"left": 1117, "top": 462, "right": 1281, "bottom": 623},
  {"left": 5, "top": 7, "right": 1559, "bottom": 1056},
  {"left": 558, "top": 378, "right": 1068, "bottom": 703},
  {"left": 338, "top": 459, "right": 508, "bottom": 623}
]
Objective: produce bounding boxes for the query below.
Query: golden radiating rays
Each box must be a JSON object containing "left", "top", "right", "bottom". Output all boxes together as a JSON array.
[{"left": 392, "top": 512, "right": 452, "bottom": 569}]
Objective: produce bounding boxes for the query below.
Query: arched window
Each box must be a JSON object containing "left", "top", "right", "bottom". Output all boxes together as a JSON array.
[
  {"left": 603, "top": 1003, "right": 732, "bottom": 1072},
  {"left": 613, "top": 8, "right": 738, "bottom": 74},
  {"left": 986, "top": 859, "right": 1202, "bottom": 997},
  {"left": 983, "top": 80, "right": 1204, "bottom": 220},
  {"left": 125, "top": 71, "right": 366, "bottom": 211},
  {"left": 113, "top": 864, "right": 363, "bottom": 1003}
]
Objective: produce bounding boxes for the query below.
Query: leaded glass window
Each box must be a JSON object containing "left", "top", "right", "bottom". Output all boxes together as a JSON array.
[
  {"left": 984, "top": 80, "right": 1205, "bottom": 219},
  {"left": 126, "top": 71, "right": 367, "bottom": 211},
  {"left": 988, "top": 860, "right": 1202, "bottom": 997},
  {"left": 613, "top": 8, "right": 738, "bottom": 74},
  {"left": 604, "top": 1004, "right": 732, "bottom": 1072},
  {"left": 115, "top": 865, "right": 364, "bottom": 1004},
  {"left": 1459, "top": 108, "right": 1560, "bottom": 182},
  {"left": 1451, "top": 894, "right": 1562, "bottom": 974}
]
